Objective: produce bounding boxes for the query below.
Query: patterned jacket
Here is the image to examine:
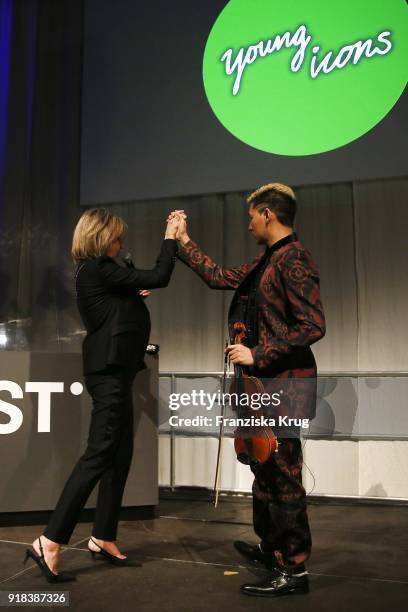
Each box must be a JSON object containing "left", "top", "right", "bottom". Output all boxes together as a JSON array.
[{"left": 178, "top": 235, "right": 326, "bottom": 419}]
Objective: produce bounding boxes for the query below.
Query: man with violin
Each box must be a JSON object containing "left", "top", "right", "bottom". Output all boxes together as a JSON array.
[{"left": 169, "top": 183, "right": 325, "bottom": 598}]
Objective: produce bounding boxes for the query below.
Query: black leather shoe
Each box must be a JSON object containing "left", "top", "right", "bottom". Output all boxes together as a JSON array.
[
  {"left": 241, "top": 566, "right": 309, "bottom": 597},
  {"left": 233, "top": 541, "right": 276, "bottom": 569}
]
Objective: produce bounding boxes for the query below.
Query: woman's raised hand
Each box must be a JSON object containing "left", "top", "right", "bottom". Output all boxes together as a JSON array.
[
  {"left": 166, "top": 210, "right": 189, "bottom": 244},
  {"left": 165, "top": 215, "right": 180, "bottom": 239}
]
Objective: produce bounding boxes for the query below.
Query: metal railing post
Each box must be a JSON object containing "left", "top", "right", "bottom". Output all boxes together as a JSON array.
[{"left": 170, "top": 373, "right": 176, "bottom": 491}]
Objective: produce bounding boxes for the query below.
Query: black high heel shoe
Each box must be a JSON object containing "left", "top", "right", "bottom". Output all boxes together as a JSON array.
[
  {"left": 88, "top": 537, "right": 141, "bottom": 567},
  {"left": 23, "top": 537, "right": 76, "bottom": 583}
]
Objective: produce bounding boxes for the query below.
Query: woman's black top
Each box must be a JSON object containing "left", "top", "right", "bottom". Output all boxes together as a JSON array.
[{"left": 75, "top": 239, "right": 177, "bottom": 374}]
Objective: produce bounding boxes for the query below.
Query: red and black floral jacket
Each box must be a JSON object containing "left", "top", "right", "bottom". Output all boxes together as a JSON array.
[{"left": 178, "top": 235, "right": 326, "bottom": 406}]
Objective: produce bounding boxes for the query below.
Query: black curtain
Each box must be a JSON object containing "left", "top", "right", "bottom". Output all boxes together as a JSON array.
[{"left": 0, "top": 0, "right": 84, "bottom": 351}]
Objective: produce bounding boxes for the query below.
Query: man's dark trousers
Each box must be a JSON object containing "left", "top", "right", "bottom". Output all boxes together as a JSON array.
[
  {"left": 44, "top": 365, "right": 136, "bottom": 544},
  {"left": 251, "top": 437, "right": 311, "bottom": 566}
]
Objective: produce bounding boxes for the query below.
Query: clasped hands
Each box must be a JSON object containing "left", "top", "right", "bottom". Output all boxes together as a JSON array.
[
  {"left": 139, "top": 210, "right": 186, "bottom": 299},
  {"left": 140, "top": 210, "right": 184, "bottom": 298},
  {"left": 165, "top": 209, "right": 188, "bottom": 243}
]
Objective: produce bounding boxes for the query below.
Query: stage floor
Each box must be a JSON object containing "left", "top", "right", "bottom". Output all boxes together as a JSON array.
[{"left": 0, "top": 498, "right": 407, "bottom": 611}]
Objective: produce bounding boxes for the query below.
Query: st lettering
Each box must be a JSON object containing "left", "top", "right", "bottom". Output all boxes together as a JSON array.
[{"left": 0, "top": 381, "right": 83, "bottom": 434}]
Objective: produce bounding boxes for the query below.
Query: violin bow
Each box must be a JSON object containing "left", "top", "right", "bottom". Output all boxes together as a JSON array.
[{"left": 212, "top": 340, "right": 229, "bottom": 508}]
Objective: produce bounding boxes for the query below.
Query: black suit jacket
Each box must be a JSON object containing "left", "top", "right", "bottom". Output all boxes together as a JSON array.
[{"left": 76, "top": 239, "right": 177, "bottom": 374}]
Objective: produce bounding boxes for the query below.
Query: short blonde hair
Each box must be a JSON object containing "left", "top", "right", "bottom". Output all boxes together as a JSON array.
[
  {"left": 247, "top": 182, "right": 295, "bottom": 205},
  {"left": 247, "top": 182, "right": 296, "bottom": 227},
  {"left": 71, "top": 208, "right": 127, "bottom": 261}
]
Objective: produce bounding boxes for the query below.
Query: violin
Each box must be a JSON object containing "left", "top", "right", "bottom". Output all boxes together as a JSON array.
[
  {"left": 212, "top": 321, "right": 278, "bottom": 507},
  {"left": 229, "top": 322, "right": 278, "bottom": 464}
]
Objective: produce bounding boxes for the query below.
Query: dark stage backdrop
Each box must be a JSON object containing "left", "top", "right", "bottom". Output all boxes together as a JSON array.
[
  {"left": 0, "top": 0, "right": 83, "bottom": 351},
  {"left": 80, "top": 0, "right": 408, "bottom": 204},
  {"left": 0, "top": 0, "right": 407, "bottom": 375}
]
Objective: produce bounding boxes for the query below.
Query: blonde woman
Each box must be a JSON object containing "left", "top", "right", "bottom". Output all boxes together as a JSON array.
[{"left": 25, "top": 209, "right": 180, "bottom": 582}]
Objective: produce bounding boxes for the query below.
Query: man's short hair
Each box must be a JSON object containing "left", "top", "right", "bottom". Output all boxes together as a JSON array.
[{"left": 247, "top": 183, "right": 296, "bottom": 227}]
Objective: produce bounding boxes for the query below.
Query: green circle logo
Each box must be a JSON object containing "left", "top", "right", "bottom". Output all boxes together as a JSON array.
[{"left": 203, "top": 0, "right": 408, "bottom": 155}]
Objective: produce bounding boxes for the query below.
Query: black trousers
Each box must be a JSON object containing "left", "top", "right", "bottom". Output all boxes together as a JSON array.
[
  {"left": 251, "top": 438, "right": 312, "bottom": 567},
  {"left": 44, "top": 365, "right": 136, "bottom": 545}
]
